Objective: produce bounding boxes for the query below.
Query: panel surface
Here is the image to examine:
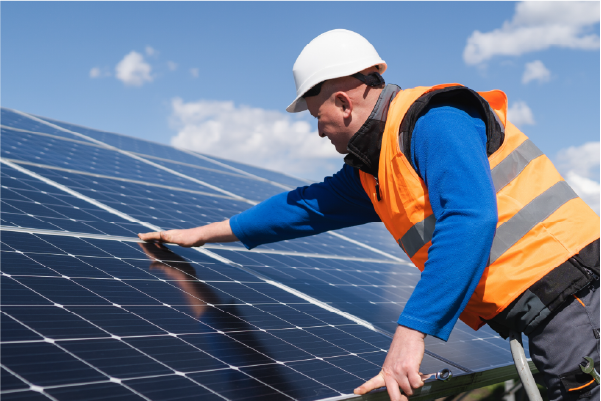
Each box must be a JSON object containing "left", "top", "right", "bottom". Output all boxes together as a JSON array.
[{"left": 1, "top": 232, "right": 450, "bottom": 400}]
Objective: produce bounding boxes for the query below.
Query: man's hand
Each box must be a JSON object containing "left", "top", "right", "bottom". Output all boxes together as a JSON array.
[
  {"left": 354, "top": 325, "right": 426, "bottom": 401},
  {"left": 138, "top": 220, "right": 238, "bottom": 247}
]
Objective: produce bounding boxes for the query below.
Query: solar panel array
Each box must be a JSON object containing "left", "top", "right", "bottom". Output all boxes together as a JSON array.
[{"left": 1, "top": 108, "right": 523, "bottom": 401}]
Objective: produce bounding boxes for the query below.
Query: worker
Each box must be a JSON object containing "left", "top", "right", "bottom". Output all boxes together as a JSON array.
[{"left": 139, "top": 29, "right": 600, "bottom": 401}]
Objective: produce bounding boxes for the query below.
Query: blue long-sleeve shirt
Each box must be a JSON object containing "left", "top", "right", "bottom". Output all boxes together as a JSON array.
[{"left": 229, "top": 103, "right": 497, "bottom": 341}]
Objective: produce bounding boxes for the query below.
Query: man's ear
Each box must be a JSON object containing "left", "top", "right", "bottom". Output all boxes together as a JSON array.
[{"left": 334, "top": 92, "right": 353, "bottom": 118}]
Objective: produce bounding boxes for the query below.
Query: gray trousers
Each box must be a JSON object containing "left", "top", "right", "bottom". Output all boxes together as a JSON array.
[{"left": 528, "top": 281, "right": 600, "bottom": 401}]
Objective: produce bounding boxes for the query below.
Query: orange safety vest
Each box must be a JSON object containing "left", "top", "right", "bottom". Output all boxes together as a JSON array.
[{"left": 359, "top": 84, "right": 600, "bottom": 330}]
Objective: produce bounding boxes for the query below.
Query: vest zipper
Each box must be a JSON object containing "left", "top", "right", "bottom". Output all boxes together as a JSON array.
[{"left": 375, "top": 177, "right": 381, "bottom": 201}]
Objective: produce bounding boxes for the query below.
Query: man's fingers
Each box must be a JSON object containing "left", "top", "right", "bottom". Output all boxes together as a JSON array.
[
  {"left": 383, "top": 373, "right": 405, "bottom": 401},
  {"left": 353, "top": 372, "right": 385, "bottom": 395},
  {"left": 138, "top": 232, "right": 162, "bottom": 241},
  {"left": 138, "top": 231, "right": 177, "bottom": 244},
  {"left": 396, "top": 373, "right": 414, "bottom": 397},
  {"left": 409, "top": 370, "right": 425, "bottom": 389},
  {"left": 419, "top": 373, "right": 432, "bottom": 381}
]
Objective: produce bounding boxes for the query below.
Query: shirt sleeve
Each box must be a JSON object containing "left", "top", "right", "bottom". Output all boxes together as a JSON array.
[
  {"left": 396, "top": 103, "right": 498, "bottom": 341},
  {"left": 229, "top": 163, "right": 381, "bottom": 250}
]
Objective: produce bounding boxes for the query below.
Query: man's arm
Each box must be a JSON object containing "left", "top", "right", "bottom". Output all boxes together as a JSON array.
[
  {"left": 138, "top": 220, "right": 237, "bottom": 247},
  {"left": 139, "top": 163, "right": 380, "bottom": 248},
  {"left": 356, "top": 103, "right": 497, "bottom": 400}
]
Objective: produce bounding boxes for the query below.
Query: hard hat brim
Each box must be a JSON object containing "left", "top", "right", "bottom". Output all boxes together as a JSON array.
[{"left": 286, "top": 97, "right": 308, "bottom": 113}]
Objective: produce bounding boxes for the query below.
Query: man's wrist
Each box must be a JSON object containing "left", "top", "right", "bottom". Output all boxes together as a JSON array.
[{"left": 397, "top": 324, "right": 426, "bottom": 339}]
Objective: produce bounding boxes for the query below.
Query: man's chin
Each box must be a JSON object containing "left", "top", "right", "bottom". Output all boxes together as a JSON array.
[{"left": 334, "top": 145, "right": 349, "bottom": 155}]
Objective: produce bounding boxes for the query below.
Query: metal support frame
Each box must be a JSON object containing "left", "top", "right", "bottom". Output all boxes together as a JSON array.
[
  {"left": 509, "top": 331, "right": 543, "bottom": 401},
  {"left": 335, "top": 361, "right": 538, "bottom": 400},
  {"left": 334, "top": 332, "right": 545, "bottom": 401}
]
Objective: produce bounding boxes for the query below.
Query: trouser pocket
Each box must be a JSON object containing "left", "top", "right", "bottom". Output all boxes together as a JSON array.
[{"left": 559, "top": 362, "right": 599, "bottom": 398}]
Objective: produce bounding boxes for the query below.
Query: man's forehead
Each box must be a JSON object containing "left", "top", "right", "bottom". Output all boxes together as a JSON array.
[{"left": 305, "top": 96, "right": 325, "bottom": 117}]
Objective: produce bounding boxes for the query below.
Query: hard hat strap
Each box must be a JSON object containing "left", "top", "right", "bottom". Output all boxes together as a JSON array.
[
  {"left": 351, "top": 72, "right": 385, "bottom": 87},
  {"left": 302, "top": 81, "right": 325, "bottom": 99},
  {"left": 302, "top": 72, "right": 385, "bottom": 99}
]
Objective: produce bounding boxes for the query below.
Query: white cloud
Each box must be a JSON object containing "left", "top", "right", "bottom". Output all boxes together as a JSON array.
[
  {"left": 167, "top": 61, "right": 178, "bottom": 71},
  {"left": 145, "top": 46, "right": 156, "bottom": 56},
  {"left": 115, "top": 51, "right": 153, "bottom": 86},
  {"left": 555, "top": 142, "right": 600, "bottom": 214},
  {"left": 89, "top": 67, "right": 110, "bottom": 79},
  {"left": 190, "top": 68, "right": 199, "bottom": 78},
  {"left": 464, "top": 2, "right": 600, "bottom": 65},
  {"left": 522, "top": 60, "right": 551, "bottom": 84},
  {"left": 169, "top": 98, "right": 341, "bottom": 180},
  {"left": 507, "top": 101, "right": 535, "bottom": 126},
  {"left": 89, "top": 67, "right": 102, "bottom": 78}
]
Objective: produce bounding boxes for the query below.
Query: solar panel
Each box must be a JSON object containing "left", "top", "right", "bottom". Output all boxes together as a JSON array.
[{"left": 1, "top": 108, "right": 524, "bottom": 400}]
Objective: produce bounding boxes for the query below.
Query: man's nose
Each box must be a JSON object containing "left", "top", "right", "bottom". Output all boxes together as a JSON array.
[{"left": 318, "top": 131, "right": 326, "bottom": 138}]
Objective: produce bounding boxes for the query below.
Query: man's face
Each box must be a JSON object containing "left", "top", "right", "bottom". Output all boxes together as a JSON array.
[{"left": 306, "top": 94, "right": 354, "bottom": 154}]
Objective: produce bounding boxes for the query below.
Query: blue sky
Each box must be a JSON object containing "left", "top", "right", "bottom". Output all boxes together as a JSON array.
[{"left": 3, "top": 2, "right": 600, "bottom": 211}]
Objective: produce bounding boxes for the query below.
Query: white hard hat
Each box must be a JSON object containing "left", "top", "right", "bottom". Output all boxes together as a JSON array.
[{"left": 286, "top": 29, "right": 387, "bottom": 113}]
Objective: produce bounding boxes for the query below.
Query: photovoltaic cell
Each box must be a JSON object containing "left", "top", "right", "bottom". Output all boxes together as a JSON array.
[{"left": 1, "top": 108, "right": 518, "bottom": 400}]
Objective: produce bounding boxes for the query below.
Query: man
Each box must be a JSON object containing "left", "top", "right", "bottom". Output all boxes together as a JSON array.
[{"left": 140, "top": 30, "right": 600, "bottom": 401}]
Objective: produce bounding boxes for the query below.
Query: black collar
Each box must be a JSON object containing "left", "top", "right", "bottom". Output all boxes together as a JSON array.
[{"left": 344, "top": 84, "right": 401, "bottom": 178}]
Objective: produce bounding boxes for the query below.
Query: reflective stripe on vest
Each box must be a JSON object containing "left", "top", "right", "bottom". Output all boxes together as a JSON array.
[
  {"left": 398, "top": 214, "right": 436, "bottom": 258},
  {"left": 489, "top": 180, "right": 578, "bottom": 263},
  {"left": 398, "top": 139, "right": 546, "bottom": 259},
  {"left": 491, "top": 139, "right": 543, "bottom": 192}
]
